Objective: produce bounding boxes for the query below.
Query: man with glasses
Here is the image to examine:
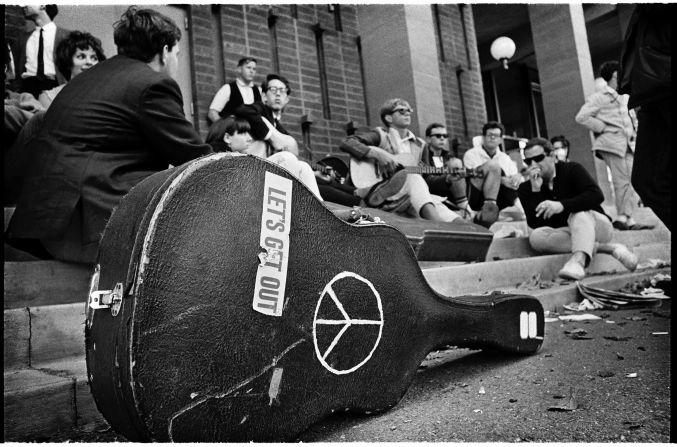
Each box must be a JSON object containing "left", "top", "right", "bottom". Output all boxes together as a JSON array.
[
  {"left": 236, "top": 75, "right": 405, "bottom": 205},
  {"left": 339, "top": 98, "right": 462, "bottom": 223},
  {"left": 518, "top": 137, "right": 638, "bottom": 280},
  {"left": 423, "top": 123, "right": 472, "bottom": 219},
  {"left": 462, "top": 121, "right": 521, "bottom": 228}
]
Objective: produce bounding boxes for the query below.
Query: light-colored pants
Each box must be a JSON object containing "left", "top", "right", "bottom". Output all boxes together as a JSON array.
[
  {"left": 267, "top": 151, "right": 323, "bottom": 201},
  {"left": 386, "top": 173, "right": 459, "bottom": 222},
  {"left": 598, "top": 150, "right": 638, "bottom": 218},
  {"left": 529, "top": 210, "right": 613, "bottom": 265}
]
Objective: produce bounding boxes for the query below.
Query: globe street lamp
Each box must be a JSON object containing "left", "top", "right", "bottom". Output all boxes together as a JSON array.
[{"left": 490, "top": 36, "right": 516, "bottom": 70}]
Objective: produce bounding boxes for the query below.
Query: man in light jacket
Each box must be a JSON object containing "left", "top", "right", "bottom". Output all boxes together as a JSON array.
[{"left": 575, "top": 61, "right": 645, "bottom": 231}]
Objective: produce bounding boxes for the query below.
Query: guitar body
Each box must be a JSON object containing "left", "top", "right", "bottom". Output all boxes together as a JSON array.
[
  {"left": 350, "top": 150, "right": 419, "bottom": 188},
  {"left": 85, "top": 153, "right": 543, "bottom": 442}
]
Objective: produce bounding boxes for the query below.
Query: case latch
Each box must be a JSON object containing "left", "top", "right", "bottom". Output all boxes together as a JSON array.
[{"left": 89, "top": 282, "right": 124, "bottom": 316}]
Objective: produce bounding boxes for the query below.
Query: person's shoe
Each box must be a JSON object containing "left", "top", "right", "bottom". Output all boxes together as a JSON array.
[
  {"left": 558, "top": 258, "right": 586, "bottom": 280},
  {"left": 364, "top": 170, "right": 408, "bottom": 207},
  {"left": 610, "top": 244, "right": 639, "bottom": 271},
  {"left": 473, "top": 200, "right": 499, "bottom": 228},
  {"left": 612, "top": 220, "right": 630, "bottom": 231}
]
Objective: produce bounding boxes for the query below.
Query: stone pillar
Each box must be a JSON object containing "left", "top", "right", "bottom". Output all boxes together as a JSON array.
[
  {"left": 528, "top": 4, "right": 614, "bottom": 204},
  {"left": 357, "top": 5, "right": 445, "bottom": 136}
]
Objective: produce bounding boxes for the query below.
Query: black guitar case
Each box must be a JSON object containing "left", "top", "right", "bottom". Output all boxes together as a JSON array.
[{"left": 85, "top": 153, "right": 544, "bottom": 442}]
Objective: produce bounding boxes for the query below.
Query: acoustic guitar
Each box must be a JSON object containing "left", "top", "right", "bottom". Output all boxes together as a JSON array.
[
  {"left": 350, "top": 151, "right": 482, "bottom": 189},
  {"left": 85, "top": 153, "right": 543, "bottom": 442}
]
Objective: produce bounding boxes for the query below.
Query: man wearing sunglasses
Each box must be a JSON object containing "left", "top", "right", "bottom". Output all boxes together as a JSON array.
[
  {"left": 462, "top": 121, "right": 521, "bottom": 228},
  {"left": 518, "top": 137, "right": 638, "bottom": 281},
  {"left": 422, "top": 123, "right": 473, "bottom": 219},
  {"left": 339, "top": 98, "right": 462, "bottom": 223}
]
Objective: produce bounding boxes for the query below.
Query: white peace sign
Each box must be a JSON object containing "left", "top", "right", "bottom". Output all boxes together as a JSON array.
[{"left": 312, "top": 271, "right": 384, "bottom": 375}]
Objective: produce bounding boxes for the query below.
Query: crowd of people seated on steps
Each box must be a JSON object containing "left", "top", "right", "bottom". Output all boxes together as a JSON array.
[{"left": 2, "top": 6, "right": 649, "bottom": 283}]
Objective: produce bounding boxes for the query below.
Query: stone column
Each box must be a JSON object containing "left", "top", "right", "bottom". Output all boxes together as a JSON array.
[
  {"left": 357, "top": 5, "right": 445, "bottom": 136},
  {"left": 528, "top": 4, "right": 614, "bottom": 204}
]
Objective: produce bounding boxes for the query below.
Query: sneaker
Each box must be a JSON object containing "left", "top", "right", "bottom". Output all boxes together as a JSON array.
[
  {"left": 558, "top": 258, "right": 586, "bottom": 280},
  {"left": 612, "top": 220, "right": 630, "bottom": 231},
  {"left": 364, "top": 170, "right": 408, "bottom": 207},
  {"left": 473, "top": 200, "right": 499, "bottom": 228},
  {"left": 610, "top": 244, "right": 638, "bottom": 271}
]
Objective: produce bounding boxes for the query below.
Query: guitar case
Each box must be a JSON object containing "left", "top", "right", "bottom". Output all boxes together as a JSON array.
[
  {"left": 324, "top": 202, "right": 493, "bottom": 262},
  {"left": 85, "top": 153, "right": 544, "bottom": 442}
]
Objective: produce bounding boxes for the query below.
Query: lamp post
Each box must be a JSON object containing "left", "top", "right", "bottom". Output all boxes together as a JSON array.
[{"left": 490, "top": 36, "right": 516, "bottom": 70}]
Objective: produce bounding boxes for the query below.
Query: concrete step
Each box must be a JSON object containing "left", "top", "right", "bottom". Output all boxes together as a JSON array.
[
  {"left": 422, "top": 241, "right": 670, "bottom": 298},
  {"left": 5, "top": 302, "right": 86, "bottom": 371},
  {"left": 4, "top": 357, "right": 103, "bottom": 441},
  {"left": 4, "top": 261, "right": 93, "bottom": 310},
  {"left": 485, "top": 225, "right": 671, "bottom": 261}
]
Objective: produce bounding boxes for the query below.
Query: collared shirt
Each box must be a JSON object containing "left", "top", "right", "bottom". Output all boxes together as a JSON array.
[
  {"left": 209, "top": 78, "right": 262, "bottom": 111},
  {"left": 463, "top": 145, "right": 518, "bottom": 176},
  {"left": 23, "top": 21, "right": 57, "bottom": 78},
  {"left": 387, "top": 127, "right": 417, "bottom": 154}
]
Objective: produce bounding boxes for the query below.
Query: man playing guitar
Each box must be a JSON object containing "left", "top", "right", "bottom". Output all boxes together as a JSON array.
[{"left": 340, "top": 98, "right": 466, "bottom": 223}]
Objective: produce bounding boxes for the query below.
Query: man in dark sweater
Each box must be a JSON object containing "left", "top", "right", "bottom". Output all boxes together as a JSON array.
[{"left": 518, "top": 137, "right": 638, "bottom": 280}]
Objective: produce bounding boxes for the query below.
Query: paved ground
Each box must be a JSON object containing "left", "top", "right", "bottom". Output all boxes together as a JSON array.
[{"left": 47, "top": 297, "right": 670, "bottom": 443}]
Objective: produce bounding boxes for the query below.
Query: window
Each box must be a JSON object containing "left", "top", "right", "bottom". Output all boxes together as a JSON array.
[
  {"left": 312, "top": 24, "right": 331, "bottom": 120},
  {"left": 267, "top": 9, "right": 280, "bottom": 73}
]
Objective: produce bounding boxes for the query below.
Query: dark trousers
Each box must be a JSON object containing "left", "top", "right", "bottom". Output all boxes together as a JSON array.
[
  {"left": 19, "top": 76, "right": 58, "bottom": 99},
  {"left": 317, "top": 178, "right": 361, "bottom": 207},
  {"left": 632, "top": 99, "right": 671, "bottom": 230}
]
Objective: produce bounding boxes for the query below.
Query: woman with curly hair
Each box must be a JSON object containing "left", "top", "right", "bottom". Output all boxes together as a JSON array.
[{"left": 38, "top": 30, "right": 105, "bottom": 108}]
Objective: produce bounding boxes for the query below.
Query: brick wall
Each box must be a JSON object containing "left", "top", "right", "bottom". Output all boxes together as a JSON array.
[
  {"left": 433, "top": 4, "right": 487, "bottom": 156},
  {"left": 189, "top": 4, "right": 367, "bottom": 161}
]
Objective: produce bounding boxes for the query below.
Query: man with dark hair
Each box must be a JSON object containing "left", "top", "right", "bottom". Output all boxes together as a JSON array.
[
  {"left": 576, "top": 60, "right": 644, "bottom": 231},
  {"left": 338, "top": 98, "right": 463, "bottom": 223},
  {"left": 549, "top": 135, "right": 570, "bottom": 162},
  {"left": 7, "top": 6, "right": 212, "bottom": 263},
  {"left": 518, "top": 137, "right": 638, "bottom": 280},
  {"left": 618, "top": 4, "right": 671, "bottom": 230},
  {"left": 423, "top": 123, "right": 472, "bottom": 218},
  {"left": 208, "top": 56, "right": 261, "bottom": 123},
  {"left": 462, "top": 121, "right": 521, "bottom": 228},
  {"left": 235, "top": 73, "right": 297, "bottom": 156},
  {"left": 15, "top": 5, "right": 70, "bottom": 98}
]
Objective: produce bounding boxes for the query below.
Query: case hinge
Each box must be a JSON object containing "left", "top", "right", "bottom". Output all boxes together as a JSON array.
[{"left": 89, "top": 282, "right": 124, "bottom": 316}]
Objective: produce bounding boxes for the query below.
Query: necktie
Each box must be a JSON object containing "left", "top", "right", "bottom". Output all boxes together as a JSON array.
[{"left": 37, "top": 28, "right": 44, "bottom": 78}]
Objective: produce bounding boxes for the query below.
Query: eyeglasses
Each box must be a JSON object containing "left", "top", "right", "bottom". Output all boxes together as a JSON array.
[
  {"left": 267, "top": 86, "right": 288, "bottom": 95},
  {"left": 484, "top": 133, "right": 502, "bottom": 139},
  {"left": 391, "top": 107, "right": 413, "bottom": 115},
  {"left": 430, "top": 133, "right": 448, "bottom": 139},
  {"left": 523, "top": 153, "right": 546, "bottom": 165}
]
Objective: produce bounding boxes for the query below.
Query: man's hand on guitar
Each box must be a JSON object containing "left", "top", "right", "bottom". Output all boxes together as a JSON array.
[{"left": 366, "top": 146, "right": 398, "bottom": 177}]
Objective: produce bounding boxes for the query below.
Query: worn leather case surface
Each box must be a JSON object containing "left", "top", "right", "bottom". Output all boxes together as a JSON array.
[{"left": 85, "top": 153, "right": 543, "bottom": 442}]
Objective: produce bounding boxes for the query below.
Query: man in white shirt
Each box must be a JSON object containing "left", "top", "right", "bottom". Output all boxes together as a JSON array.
[
  {"left": 463, "top": 121, "right": 521, "bottom": 227},
  {"left": 16, "top": 5, "right": 70, "bottom": 98},
  {"left": 208, "top": 57, "right": 262, "bottom": 123}
]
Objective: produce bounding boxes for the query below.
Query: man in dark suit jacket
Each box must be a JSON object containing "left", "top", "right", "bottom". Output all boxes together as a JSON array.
[
  {"left": 15, "top": 5, "right": 70, "bottom": 98},
  {"left": 7, "top": 7, "right": 213, "bottom": 264}
]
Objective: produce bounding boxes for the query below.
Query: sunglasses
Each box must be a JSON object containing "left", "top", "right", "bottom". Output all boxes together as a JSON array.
[
  {"left": 523, "top": 153, "right": 546, "bottom": 165},
  {"left": 391, "top": 107, "right": 413, "bottom": 115},
  {"left": 430, "top": 133, "right": 448, "bottom": 138}
]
